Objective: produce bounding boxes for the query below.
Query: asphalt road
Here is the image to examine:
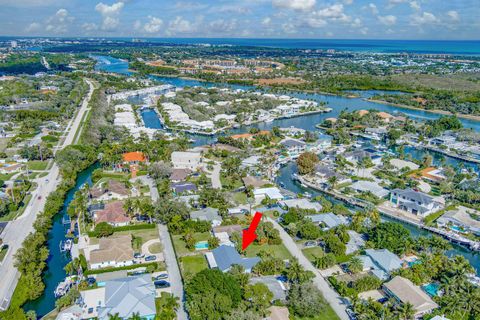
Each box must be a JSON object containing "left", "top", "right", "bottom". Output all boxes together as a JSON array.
[
  {"left": 0, "top": 79, "right": 94, "bottom": 311},
  {"left": 267, "top": 217, "right": 350, "bottom": 320}
]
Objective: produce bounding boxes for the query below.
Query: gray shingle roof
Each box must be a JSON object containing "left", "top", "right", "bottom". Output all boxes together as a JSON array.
[
  {"left": 211, "top": 245, "right": 260, "bottom": 272},
  {"left": 97, "top": 275, "right": 156, "bottom": 319},
  {"left": 391, "top": 188, "right": 434, "bottom": 205},
  {"left": 365, "top": 249, "right": 402, "bottom": 272}
]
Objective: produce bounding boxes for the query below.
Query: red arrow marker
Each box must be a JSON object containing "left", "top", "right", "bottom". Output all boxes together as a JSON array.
[{"left": 242, "top": 211, "right": 263, "bottom": 250}]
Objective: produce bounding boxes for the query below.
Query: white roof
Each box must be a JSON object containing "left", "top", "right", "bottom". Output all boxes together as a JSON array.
[
  {"left": 390, "top": 158, "right": 419, "bottom": 171},
  {"left": 254, "top": 187, "right": 284, "bottom": 200},
  {"left": 205, "top": 252, "right": 217, "bottom": 268},
  {"left": 350, "top": 180, "right": 389, "bottom": 198},
  {"left": 280, "top": 198, "right": 322, "bottom": 211}
]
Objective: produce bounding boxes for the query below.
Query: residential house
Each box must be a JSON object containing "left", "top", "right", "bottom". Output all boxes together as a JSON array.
[
  {"left": 344, "top": 149, "right": 382, "bottom": 166},
  {"left": 205, "top": 245, "right": 260, "bottom": 273},
  {"left": 280, "top": 198, "right": 322, "bottom": 212},
  {"left": 383, "top": 276, "right": 439, "bottom": 318},
  {"left": 93, "top": 201, "right": 131, "bottom": 227},
  {"left": 437, "top": 206, "right": 480, "bottom": 236},
  {"left": 89, "top": 180, "right": 130, "bottom": 202},
  {"left": 89, "top": 234, "right": 134, "bottom": 270},
  {"left": 170, "top": 168, "right": 192, "bottom": 183},
  {"left": 0, "top": 163, "right": 23, "bottom": 174},
  {"left": 390, "top": 188, "right": 444, "bottom": 217},
  {"left": 365, "top": 127, "right": 388, "bottom": 141},
  {"left": 306, "top": 213, "right": 349, "bottom": 230},
  {"left": 358, "top": 248, "right": 403, "bottom": 280},
  {"left": 242, "top": 176, "right": 268, "bottom": 189},
  {"left": 171, "top": 182, "right": 197, "bottom": 195},
  {"left": 377, "top": 112, "right": 394, "bottom": 123},
  {"left": 79, "top": 274, "right": 156, "bottom": 320},
  {"left": 280, "top": 139, "right": 306, "bottom": 158},
  {"left": 350, "top": 180, "right": 389, "bottom": 198},
  {"left": 345, "top": 230, "right": 366, "bottom": 255},
  {"left": 171, "top": 151, "right": 202, "bottom": 170},
  {"left": 122, "top": 152, "right": 147, "bottom": 177},
  {"left": 253, "top": 187, "right": 284, "bottom": 202},
  {"left": 389, "top": 159, "right": 419, "bottom": 172},
  {"left": 190, "top": 207, "right": 223, "bottom": 227},
  {"left": 314, "top": 165, "right": 351, "bottom": 185}
]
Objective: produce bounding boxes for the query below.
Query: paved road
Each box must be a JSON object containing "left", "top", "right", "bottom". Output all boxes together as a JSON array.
[
  {"left": 137, "top": 175, "right": 188, "bottom": 320},
  {"left": 267, "top": 217, "right": 350, "bottom": 320},
  {"left": 0, "top": 79, "right": 95, "bottom": 311},
  {"left": 157, "top": 224, "right": 188, "bottom": 320}
]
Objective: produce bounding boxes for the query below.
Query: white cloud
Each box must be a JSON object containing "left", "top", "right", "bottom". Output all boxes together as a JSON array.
[
  {"left": 95, "top": 1, "right": 125, "bottom": 31},
  {"left": 272, "top": 0, "right": 316, "bottom": 11},
  {"left": 351, "top": 18, "right": 362, "bottom": 28},
  {"left": 143, "top": 16, "right": 163, "bottom": 33},
  {"left": 409, "top": 1, "right": 420, "bottom": 11},
  {"left": 411, "top": 12, "right": 438, "bottom": 25},
  {"left": 25, "top": 22, "right": 41, "bottom": 32},
  {"left": 45, "top": 8, "right": 74, "bottom": 34},
  {"left": 167, "top": 16, "right": 196, "bottom": 35},
  {"left": 134, "top": 20, "right": 142, "bottom": 30},
  {"left": 82, "top": 22, "right": 98, "bottom": 32},
  {"left": 368, "top": 3, "right": 378, "bottom": 15},
  {"left": 262, "top": 17, "right": 272, "bottom": 26},
  {"left": 378, "top": 15, "right": 397, "bottom": 26},
  {"left": 281, "top": 22, "right": 296, "bottom": 34},
  {"left": 208, "top": 19, "right": 238, "bottom": 34},
  {"left": 447, "top": 10, "right": 460, "bottom": 22},
  {"left": 312, "top": 4, "right": 350, "bottom": 22},
  {"left": 343, "top": 0, "right": 353, "bottom": 4}
]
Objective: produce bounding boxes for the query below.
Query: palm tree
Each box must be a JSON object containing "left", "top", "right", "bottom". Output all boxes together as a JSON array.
[
  {"left": 397, "top": 302, "right": 415, "bottom": 320},
  {"left": 285, "top": 258, "right": 311, "bottom": 284},
  {"left": 108, "top": 313, "right": 121, "bottom": 320},
  {"left": 128, "top": 312, "right": 142, "bottom": 320},
  {"left": 327, "top": 175, "right": 338, "bottom": 190},
  {"left": 348, "top": 257, "right": 363, "bottom": 274}
]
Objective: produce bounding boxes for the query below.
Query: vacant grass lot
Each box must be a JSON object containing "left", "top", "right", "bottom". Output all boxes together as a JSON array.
[
  {"left": 27, "top": 160, "right": 48, "bottom": 171},
  {"left": 89, "top": 226, "right": 159, "bottom": 247},
  {"left": 244, "top": 243, "right": 292, "bottom": 261},
  {"left": 295, "top": 305, "right": 341, "bottom": 320},
  {"left": 180, "top": 254, "right": 208, "bottom": 281},
  {"left": 172, "top": 232, "right": 210, "bottom": 256}
]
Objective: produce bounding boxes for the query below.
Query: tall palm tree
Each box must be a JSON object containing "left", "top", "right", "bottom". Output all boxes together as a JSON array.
[
  {"left": 108, "top": 313, "right": 121, "bottom": 320},
  {"left": 398, "top": 302, "right": 415, "bottom": 320},
  {"left": 348, "top": 257, "right": 363, "bottom": 274}
]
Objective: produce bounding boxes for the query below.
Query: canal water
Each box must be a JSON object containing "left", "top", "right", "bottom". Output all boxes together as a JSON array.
[{"left": 25, "top": 164, "right": 98, "bottom": 317}]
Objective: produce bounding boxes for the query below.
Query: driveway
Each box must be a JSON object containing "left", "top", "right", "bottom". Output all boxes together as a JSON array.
[
  {"left": 209, "top": 163, "right": 222, "bottom": 189},
  {"left": 266, "top": 217, "right": 349, "bottom": 320}
]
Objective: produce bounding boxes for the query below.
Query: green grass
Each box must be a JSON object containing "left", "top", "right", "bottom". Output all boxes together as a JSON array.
[
  {"left": 180, "top": 254, "right": 208, "bottom": 281},
  {"left": 149, "top": 242, "right": 163, "bottom": 254},
  {"left": 233, "top": 192, "right": 248, "bottom": 205},
  {"left": 244, "top": 243, "right": 292, "bottom": 260},
  {"left": 172, "top": 232, "right": 211, "bottom": 256},
  {"left": 0, "top": 246, "right": 8, "bottom": 262},
  {"left": 27, "top": 160, "right": 48, "bottom": 171},
  {"left": 294, "top": 305, "right": 341, "bottom": 320},
  {"left": 302, "top": 247, "right": 325, "bottom": 262},
  {"left": 89, "top": 227, "right": 159, "bottom": 246},
  {"left": 0, "top": 138, "right": 11, "bottom": 152},
  {"left": 0, "top": 172, "right": 16, "bottom": 181},
  {"left": 0, "top": 194, "right": 32, "bottom": 222}
]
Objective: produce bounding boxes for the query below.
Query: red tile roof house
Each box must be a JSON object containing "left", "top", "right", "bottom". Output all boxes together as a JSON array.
[
  {"left": 94, "top": 201, "right": 131, "bottom": 227},
  {"left": 122, "top": 152, "right": 148, "bottom": 178}
]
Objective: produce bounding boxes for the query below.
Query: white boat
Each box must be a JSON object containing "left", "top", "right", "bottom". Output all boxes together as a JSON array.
[
  {"left": 60, "top": 239, "right": 73, "bottom": 253},
  {"left": 264, "top": 118, "right": 274, "bottom": 123}
]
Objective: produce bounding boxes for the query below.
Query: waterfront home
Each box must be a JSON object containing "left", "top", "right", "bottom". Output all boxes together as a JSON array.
[
  {"left": 437, "top": 206, "right": 480, "bottom": 236},
  {"left": 171, "top": 151, "right": 202, "bottom": 170},
  {"left": 417, "top": 167, "right": 447, "bottom": 183},
  {"left": 377, "top": 112, "right": 394, "bottom": 123},
  {"left": 345, "top": 230, "right": 366, "bottom": 254},
  {"left": 344, "top": 149, "right": 382, "bottom": 166},
  {"left": 253, "top": 187, "right": 284, "bottom": 202},
  {"left": 280, "top": 139, "right": 306, "bottom": 158},
  {"left": 383, "top": 276, "right": 439, "bottom": 318},
  {"left": 171, "top": 182, "right": 197, "bottom": 195},
  {"left": 314, "top": 165, "right": 351, "bottom": 185},
  {"left": 364, "top": 127, "right": 388, "bottom": 140},
  {"left": 169, "top": 168, "right": 192, "bottom": 183},
  {"left": 122, "top": 151, "right": 147, "bottom": 165},
  {"left": 358, "top": 249, "right": 403, "bottom": 280},
  {"left": 89, "top": 179, "right": 130, "bottom": 202},
  {"left": 280, "top": 126, "right": 306, "bottom": 138},
  {"left": 78, "top": 274, "right": 156, "bottom": 320},
  {"left": 280, "top": 198, "right": 322, "bottom": 212},
  {"left": 389, "top": 158, "right": 419, "bottom": 172},
  {"left": 93, "top": 201, "right": 131, "bottom": 227},
  {"left": 190, "top": 207, "right": 222, "bottom": 227},
  {"left": 241, "top": 155, "right": 262, "bottom": 170},
  {"left": 306, "top": 213, "right": 348, "bottom": 230},
  {"left": 390, "top": 188, "right": 444, "bottom": 217},
  {"left": 205, "top": 245, "right": 261, "bottom": 273},
  {"left": 89, "top": 234, "right": 134, "bottom": 270},
  {"left": 349, "top": 180, "right": 389, "bottom": 198}
]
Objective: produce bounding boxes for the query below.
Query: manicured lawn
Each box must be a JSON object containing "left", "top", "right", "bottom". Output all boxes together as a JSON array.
[
  {"left": 302, "top": 247, "right": 324, "bottom": 263},
  {"left": 244, "top": 243, "right": 292, "bottom": 260},
  {"left": 232, "top": 192, "right": 247, "bottom": 205},
  {"left": 27, "top": 160, "right": 48, "bottom": 171},
  {"left": 89, "top": 227, "right": 159, "bottom": 246},
  {"left": 180, "top": 254, "right": 208, "bottom": 281},
  {"left": 148, "top": 242, "right": 163, "bottom": 254},
  {"left": 172, "top": 232, "right": 211, "bottom": 256},
  {"left": 294, "top": 305, "right": 341, "bottom": 320},
  {"left": 0, "top": 172, "right": 16, "bottom": 181}
]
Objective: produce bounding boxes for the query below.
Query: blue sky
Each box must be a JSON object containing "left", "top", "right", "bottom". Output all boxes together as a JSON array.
[{"left": 0, "top": 0, "right": 478, "bottom": 39}]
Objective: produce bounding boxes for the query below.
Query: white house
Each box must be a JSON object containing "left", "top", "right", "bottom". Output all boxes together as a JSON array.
[
  {"left": 254, "top": 187, "right": 284, "bottom": 202},
  {"left": 280, "top": 139, "right": 306, "bottom": 158},
  {"left": 171, "top": 151, "right": 202, "bottom": 170},
  {"left": 390, "top": 188, "right": 444, "bottom": 217}
]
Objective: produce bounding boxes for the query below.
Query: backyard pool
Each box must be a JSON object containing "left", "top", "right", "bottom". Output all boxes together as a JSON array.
[
  {"left": 195, "top": 241, "right": 209, "bottom": 250},
  {"left": 422, "top": 283, "right": 440, "bottom": 297}
]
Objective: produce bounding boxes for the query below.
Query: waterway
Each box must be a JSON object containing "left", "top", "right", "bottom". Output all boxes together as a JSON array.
[
  {"left": 25, "top": 164, "right": 98, "bottom": 317},
  {"left": 96, "top": 55, "right": 480, "bottom": 271}
]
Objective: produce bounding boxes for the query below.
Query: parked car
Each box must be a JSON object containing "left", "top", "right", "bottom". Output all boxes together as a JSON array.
[
  {"left": 346, "top": 308, "right": 357, "bottom": 320},
  {"left": 154, "top": 280, "right": 170, "bottom": 289},
  {"left": 134, "top": 253, "right": 144, "bottom": 259},
  {"left": 154, "top": 273, "right": 168, "bottom": 280},
  {"left": 145, "top": 255, "right": 157, "bottom": 262},
  {"left": 304, "top": 240, "right": 317, "bottom": 248},
  {"left": 86, "top": 277, "right": 96, "bottom": 285}
]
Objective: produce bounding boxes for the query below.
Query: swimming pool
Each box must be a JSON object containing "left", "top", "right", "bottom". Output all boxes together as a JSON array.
[
  {"left": 195, "top": 241, "right": 209, "bottom": 250},
  {"left": 422, "top": 283, "right": 439, "bottom": 297}
]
